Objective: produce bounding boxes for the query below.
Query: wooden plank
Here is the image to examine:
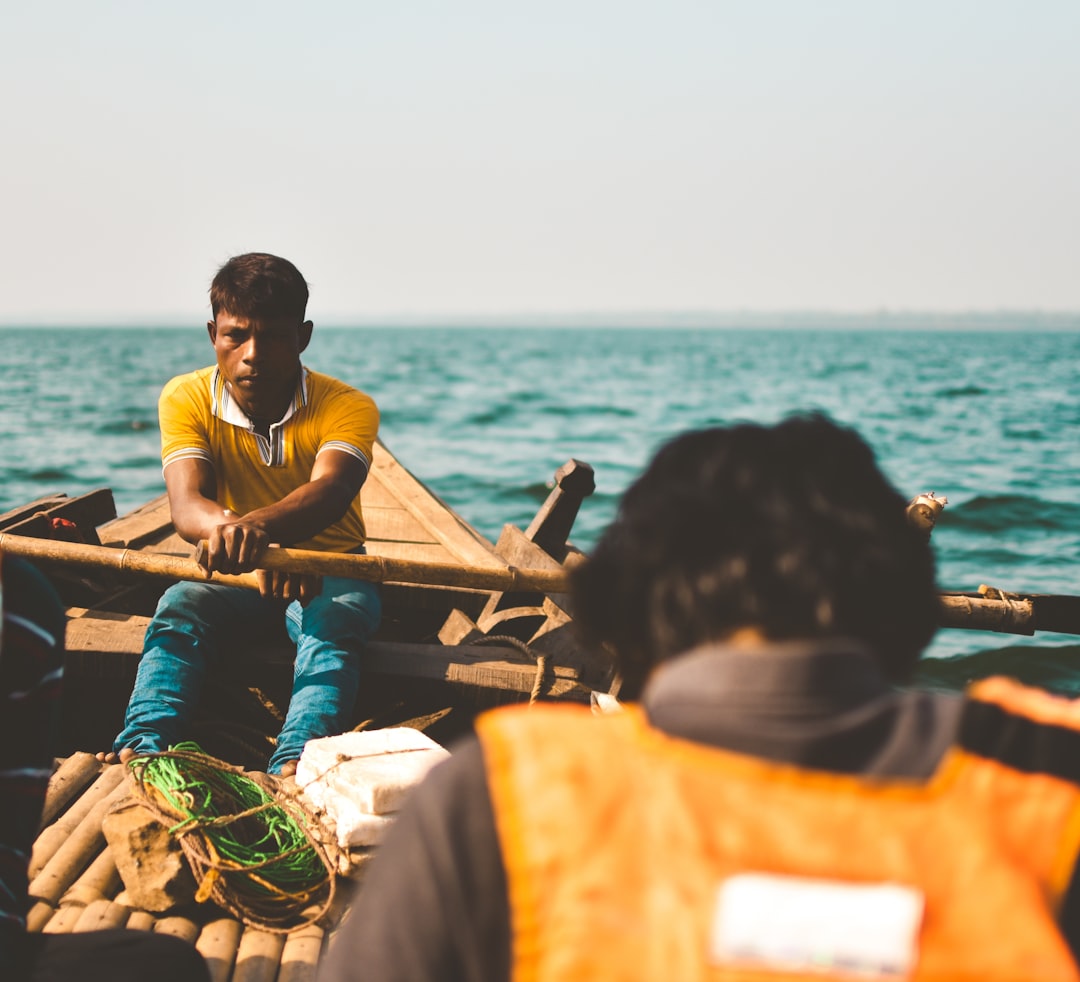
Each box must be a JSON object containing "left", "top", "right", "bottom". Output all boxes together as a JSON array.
[
  {"left": 66, "top": 609, "right": 147, "bottom": 656},
  {"left": 0, "top": 494, "right": 72, "bottom": 529},
  {"left": 365, "top": 541, "right": 468, "bottom": 564},
  {"left": 98, "top": 494, "right": 174, "bottom": 548},
  {"left": 0, "top": 489, "right": 116, "bottom": 545},
  {"left": 140, "top": 532, "right": 191, "bottom": 556},
  {"left": 363, "top": 640, "right": 589, "bottom": 699},
  {"left": 362, "top": 506, "right": 441, "bottom": 546},
  {"left": 358, "top": 480, "right": 401, "bottom": 510},
  {"left": 63, "top": 610, "right": 591, "bottom": 699},
  {"left": 366, "top": 441, "right": 507, "bottom": 569}
]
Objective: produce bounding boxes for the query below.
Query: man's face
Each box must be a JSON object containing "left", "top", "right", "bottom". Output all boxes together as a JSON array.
[{"left": 207, "top": 311, "right": 312, "bottom": 423}]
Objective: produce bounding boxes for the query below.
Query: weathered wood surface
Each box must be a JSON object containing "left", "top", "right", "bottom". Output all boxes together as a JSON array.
[
  {"left": 938, "top": 590, "right": 1080, "bottom": 637},
  {"left": 0, "top": 488, "right": 117, "bottom": 544},
  {"left": 1, "top": 533, "right": 571, "bottom": 594},
  {"left": 63, "top": 608, "right": 592, "bottom": 701},
  {"left": 30, "top": 764, "right": 125, "bottom": 878},
  {"left": 362, "top": 440, "right": 506, "bottom": 568},
  {"left": 523, "top": 458, "right": 595, "bottom": 563},
  {"left": 28, "top": 778, "right": 130, "bottom": 907},
  {"left": 938, "top": 592, "right": 1035, "bottom": 634},
  {"left": 38, "top": 752, "right": 104, "bottom": 827}
]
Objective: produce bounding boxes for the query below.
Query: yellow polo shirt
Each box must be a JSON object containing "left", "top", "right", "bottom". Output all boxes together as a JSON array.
[{"left": 159, "top": 366, "right": 378, "bottom": 552}]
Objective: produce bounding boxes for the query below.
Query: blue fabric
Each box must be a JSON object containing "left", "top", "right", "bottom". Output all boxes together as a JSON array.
[{"left": 114, "top": 570, "right": 381, "bottom": 774}]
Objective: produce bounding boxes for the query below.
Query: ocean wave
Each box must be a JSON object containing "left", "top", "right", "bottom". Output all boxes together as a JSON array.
[
  {"left": 914, "top": 642, "right": 1080, "bottom": 696},
  {"left": 811, "top": 360, "right": 872, "bottom": 378},
  {"left": 540, "top": 403, "right": 638, "bottom": 419},
  {"left": 96, "top": 418, "right": 157, "bottom": 435},
  {"left": 1001, "top": 427, "right": 1047, "bottom": 441},
  {"left": 943, "top": 494, "right": 1080, "bottom": 532},
  {"left": 933, "top": 385, "right": 990, "bottom": 398}
]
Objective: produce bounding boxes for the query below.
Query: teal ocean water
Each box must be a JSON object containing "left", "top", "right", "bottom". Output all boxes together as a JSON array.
[{"left": 2, "top": 325, "right": 1079, "bottom": 687}]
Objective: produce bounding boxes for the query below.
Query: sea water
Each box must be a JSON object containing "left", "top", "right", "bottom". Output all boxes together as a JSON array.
[{"left": 2, "top": 325, "right": 1078, "bottom": 689}]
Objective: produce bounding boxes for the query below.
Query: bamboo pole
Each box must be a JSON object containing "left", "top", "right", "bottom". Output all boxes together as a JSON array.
[
  {"left": 196, "top": 917, "right": 245, "bottom": 982},
  {"left": 40, "top": 753, "right": 104, "bottom": 828},
  {"left": 0, "top": 532, "right": 570, "bottom": 593},
  {"left": 26, "top": 900, "right": 56, "bottom": 933},
  {"left": 6, "top": 531, "right": 1080, "bottom": 635},
  {"left": 28, "top": 779, "right": 130, "bottom": 907},
  {"left": 277, "top": 923, "right": 325, "bottom": 982},
  {"left": 232, "top": 927, "right": 287, "bottom": 982},
  {"left": 30, "top": 765, "right": 126, "bottom": 879},
  {"left": 195, "top": 541, "right": 571, "bottom": 593},
  {"left": 155, "top": 914, "right": 202, "bottom": 945},
  {"left": 72, "top": 898, "right": 130, "bottom": 932},
  {"left": 59, "top": 842, "right": 122, "bottom": 911},
  {"left": 59, "top": 846, "right": 122, "bottom": 910},
  {"left": 938, "top": 593, "right": 1035, "bottom": 635},
  {"left": 126, "top": 910, "right": 158, "bottom": 932},
  {"left": 40, "top": 903, "right": 86, "bottom": 935}
]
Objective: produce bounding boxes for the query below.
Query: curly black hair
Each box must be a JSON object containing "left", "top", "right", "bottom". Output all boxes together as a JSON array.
[{"left": 570, "top": 413, "right": 939, "bottom": 696}]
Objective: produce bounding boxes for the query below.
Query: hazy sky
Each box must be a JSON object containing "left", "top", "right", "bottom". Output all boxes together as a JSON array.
[{"left": 2, "top": 2, "right": 1077, "bottom": 323}]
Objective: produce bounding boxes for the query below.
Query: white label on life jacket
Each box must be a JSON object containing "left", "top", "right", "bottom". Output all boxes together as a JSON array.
[{"left": 711, "top": 872, "right": 924, "bottom": 977}]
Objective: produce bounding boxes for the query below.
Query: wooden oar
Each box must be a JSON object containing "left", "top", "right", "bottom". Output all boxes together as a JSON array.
[
  {"left": 5, "top": 532, "right": 1080, "bottom": 636},
  {"left": 0, "top": 533, "right": 570, "bottom": 594},
  {"left": 193, "top": 541, "right": 571, "bottom": 593}
]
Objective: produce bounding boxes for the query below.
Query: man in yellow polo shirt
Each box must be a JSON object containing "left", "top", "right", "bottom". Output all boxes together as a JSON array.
[{"left": 99, "top": 252, "right": 380, "bottom": 777}]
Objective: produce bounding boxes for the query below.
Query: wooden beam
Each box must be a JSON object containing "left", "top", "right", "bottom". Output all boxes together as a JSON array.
[{"left": 63, "top": 609, "right": 592, "bottom": 701}]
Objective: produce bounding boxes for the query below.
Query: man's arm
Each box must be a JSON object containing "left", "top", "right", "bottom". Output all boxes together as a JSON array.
[{"left": 165, "top": 450, "right": 367, "bottom": 597}]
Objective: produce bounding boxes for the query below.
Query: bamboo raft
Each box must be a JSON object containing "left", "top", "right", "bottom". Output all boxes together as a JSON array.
[{"left": 3, "top": 439, "right": 609, "bottom": 980}]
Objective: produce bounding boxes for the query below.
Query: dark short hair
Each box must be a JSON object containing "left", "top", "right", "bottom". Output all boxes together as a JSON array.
[
  {"left": 209, "top": 253, "right": 310, "bottom": 322},
  {"left": 570, "top": 413, "right": 939, "bottom": 695}
]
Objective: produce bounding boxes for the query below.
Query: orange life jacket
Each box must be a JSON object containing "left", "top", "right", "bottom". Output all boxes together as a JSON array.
[{"left": 478, "top": 676, "right": 1080, "bottom": 982}]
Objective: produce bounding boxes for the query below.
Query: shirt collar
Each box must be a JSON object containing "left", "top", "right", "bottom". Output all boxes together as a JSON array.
[
  {"left": 643, "top": 638, "right": 890, "bottom": 712},
  {"left": 210, "top": 366, "right": 310, "bottom": 429},
  {"left": 639, "top": 639, "right": 963, "bottom": 779},
  {"left": 640, "top": 638, "right": 897, "bottom": 752}
]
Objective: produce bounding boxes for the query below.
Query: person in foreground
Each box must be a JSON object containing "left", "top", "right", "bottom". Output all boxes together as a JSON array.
[
  {"left": 1, "top": 552, "right": 210, "bottom": 982},
  {"left": 98, "top": 252, "right": 381, "bottom": 777},
  {"left": 322, "top": 413, "right": 1080, "bottom": 981}
]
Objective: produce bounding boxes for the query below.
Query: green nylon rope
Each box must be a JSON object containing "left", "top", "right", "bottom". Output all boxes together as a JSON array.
[{"left": 129, "top": 742, "right": 334, "bottom": 931}]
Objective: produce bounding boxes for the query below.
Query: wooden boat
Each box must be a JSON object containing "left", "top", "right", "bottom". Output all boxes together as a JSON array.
[
  {"left": 1, "top": 439, "right": 612, "bottom": 980},
  {"left": 5, "top": 445, "right": 1080, "bottom": 980}
]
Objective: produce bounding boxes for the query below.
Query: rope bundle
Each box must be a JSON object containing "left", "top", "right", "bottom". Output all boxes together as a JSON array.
[{"left": 128, "top": 743, "right": 335, "bottom": 932}]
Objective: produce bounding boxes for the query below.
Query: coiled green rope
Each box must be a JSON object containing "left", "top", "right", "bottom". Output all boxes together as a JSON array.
[{"left": 127, "top": 742, "right": 335, "bottom": 932}]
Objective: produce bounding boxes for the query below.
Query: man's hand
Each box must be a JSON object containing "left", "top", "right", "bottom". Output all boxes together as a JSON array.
[
  {"left": 255, "top": 569, "right": 323, "bottom": 604},
  {"left": 199, "top": 519, "right": 270, "bottom": 575},
  {"left": 199, "top": 521, "right": 322, "bottom": 602}
]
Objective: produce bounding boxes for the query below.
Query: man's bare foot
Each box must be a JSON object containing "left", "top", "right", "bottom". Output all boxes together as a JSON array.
[
  {"left": 278, "top": 760, "right": 298, "bottom": 779},
  {"left": 95, "top": 748, "right": 137, "bottom": 765}
]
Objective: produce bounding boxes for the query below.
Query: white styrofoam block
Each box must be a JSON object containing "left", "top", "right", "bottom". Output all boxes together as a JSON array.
[
  {"left": 317, "top": 798, "right": 396, "bottom": 848},
  {"left": 296, "top": 728, "right": 450, "bottom": 817}
]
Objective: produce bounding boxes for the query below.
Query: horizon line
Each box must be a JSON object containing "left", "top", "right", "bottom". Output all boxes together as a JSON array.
[{"left": 2, "top": 308, "right": 1079, "bottom": 330}]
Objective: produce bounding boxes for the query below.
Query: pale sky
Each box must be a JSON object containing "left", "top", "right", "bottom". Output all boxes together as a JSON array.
[{"left": 2, "top": 1, "right": 1077, "bottom": 324}]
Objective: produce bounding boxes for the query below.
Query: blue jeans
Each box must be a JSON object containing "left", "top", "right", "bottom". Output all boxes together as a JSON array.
[{"left": 113, "top": 570, "right": 381, "bottom": 774}]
